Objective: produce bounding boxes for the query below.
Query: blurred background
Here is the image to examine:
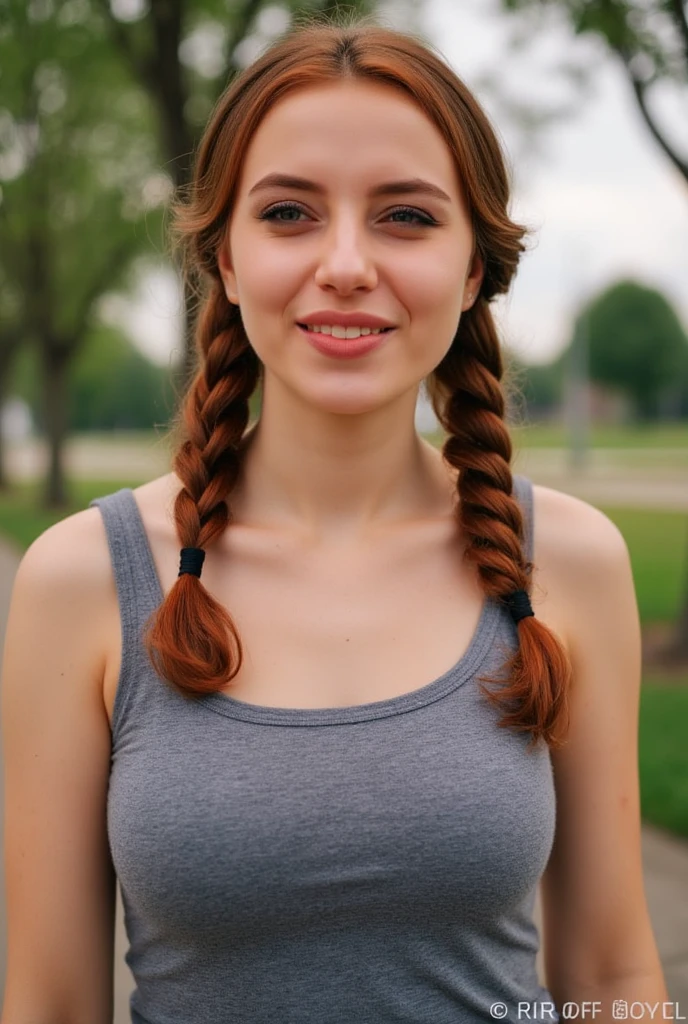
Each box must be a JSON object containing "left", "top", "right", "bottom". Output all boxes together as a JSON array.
[{"left": 0, "top": 0, "right": 687, "bottom": 1018}]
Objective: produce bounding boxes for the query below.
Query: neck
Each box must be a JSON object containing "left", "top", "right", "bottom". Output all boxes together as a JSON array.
[{"left": 231, "top": 389, "right": 455, "bottom": 543}]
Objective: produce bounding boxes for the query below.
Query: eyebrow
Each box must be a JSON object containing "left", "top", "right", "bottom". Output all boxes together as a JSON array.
[{"left": 247, "top": 173, "right": 452, "bottom": 203}]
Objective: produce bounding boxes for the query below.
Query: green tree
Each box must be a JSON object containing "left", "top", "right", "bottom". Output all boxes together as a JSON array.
[
  {"left": 569, "top": 280, "right": 688, "bottom": 420},
  {"left": 499, "top": 0, "right": 687, "bottom": 184},
  {"left": 97, "top": 0, "right": 419, "bottom": 385},
  {"left": 9, "top": 322, "right": 175, "bottom": 431},
  {"left": 495, "top": 1, "right": 688, "bottom": 659},
  {"left": 0, "top": 0, "right": 165, "bottom": 506},
  {"left": 520, "top": 356, "right": 565, "bottom": 418},
  {"left": 68, "top": 323, "right": 175, "bottom": 431},
  {"left": 0, "top": 253, "right": 25, "bottom": 490}
]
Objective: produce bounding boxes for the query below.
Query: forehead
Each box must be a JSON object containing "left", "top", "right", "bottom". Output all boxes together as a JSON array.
[{"left": 237, "top": 80, "right": 462, "bottom": 200}]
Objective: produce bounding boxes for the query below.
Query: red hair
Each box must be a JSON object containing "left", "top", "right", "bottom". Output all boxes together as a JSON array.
[{"left": 145, "top": 15, "right": 572, "bottom": 749}]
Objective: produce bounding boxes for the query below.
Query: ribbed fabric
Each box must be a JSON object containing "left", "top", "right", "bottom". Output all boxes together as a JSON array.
[{"left": 90, "top": 473, "right": 558, "bottom": 1024}]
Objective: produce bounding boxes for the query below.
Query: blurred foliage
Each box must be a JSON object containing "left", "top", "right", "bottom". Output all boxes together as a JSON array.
[
  {"left": 95, "top": 0, "right": 421, "bottom": 381},
  {"left": 498, "top": 0, "right": 688, "bottom": 183},
  {"left": 0, "top": 0, "right": 165, "bottom": 335},
  {"left": 600, "top": 505, "right": 688, "bottom": 625},
  {"left": 505, "top": 280, "right": 688, "bottom": 424},
  {"left": 514, "top": 355, "right": 565, "bottom": 418},
  {"left": 68, "top": 325, "right": 175, "bottom": 431},
  {"left": 502, "top": 0, "right": 686, "bottom": 80},
  {"left": 96, "top": 0, "right": 416, "bottom": 188},
  {"left": 567, "top": 280, "right": 688, "bottom": 419},
  {"left": 0, "top": 0, "right": 168, "bottom": 502},
  {"left": 9, "top": 324, "right": 175, "bottom": 431},
  {"left": 508, "top": 421, "right": 688, "bottom": 448},
  {"left": 639, "top": 684, "right": 688, "bottom": 837}
]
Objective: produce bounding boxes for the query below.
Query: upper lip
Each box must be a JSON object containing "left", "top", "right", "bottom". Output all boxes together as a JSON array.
[{"left": 297, "top": 310, "right": 396, "bottom": 329}]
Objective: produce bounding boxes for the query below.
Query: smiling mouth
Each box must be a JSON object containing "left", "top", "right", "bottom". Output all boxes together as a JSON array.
[{"left": 297, "top": 324, "right": 395, "bottom": 337}]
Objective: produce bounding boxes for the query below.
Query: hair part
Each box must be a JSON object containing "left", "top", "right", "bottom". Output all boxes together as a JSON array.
[{"left": 145, "top": 14, "right": 572, "bottom": 749}]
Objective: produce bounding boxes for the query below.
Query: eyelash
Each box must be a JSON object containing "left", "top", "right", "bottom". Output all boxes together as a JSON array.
[{"left": 258, "top": 201, "right": 438, "bottom": 227}]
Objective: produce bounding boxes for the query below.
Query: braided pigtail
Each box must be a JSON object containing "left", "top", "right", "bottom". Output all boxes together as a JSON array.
[
  {"left": 144, "top": 19, "right": 574, "bottom": 726},
  {"left": 144, "top": 281, "right": 261, "bottom": 696},
  {"left": 430, "top": 299, "right": 572, "bottom": 748}
]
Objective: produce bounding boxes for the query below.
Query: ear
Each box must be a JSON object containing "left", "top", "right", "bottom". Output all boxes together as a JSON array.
[
  {"left": 462, "top": 248, "right": 485, "bottom": 311},
  {"left": 217, "top": 240, "right": 239, "bottom": 305}
]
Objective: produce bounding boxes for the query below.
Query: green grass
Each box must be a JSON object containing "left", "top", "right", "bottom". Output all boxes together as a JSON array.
[
  {"left": 510, "top": 421, "right": 688, "bottom": 449},
  {"left": 62, "top": 422, "right": 688, "bottom": 451},
  {"left": 425, "top": 421, "right": 688, "bottom": 450},
  {"left": 0, "top": 478, "right": 145, "bottom": 553},
  {"left": 639, "top": 681, "right": 688, "bottom": 837},
  {"left": 598, "top": 507, "right": 688, "bottom": 624}
]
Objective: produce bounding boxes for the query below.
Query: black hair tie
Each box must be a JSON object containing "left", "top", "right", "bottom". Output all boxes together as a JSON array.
[
  {"left": 178, "top": 547, "right": 206, "bottom": 578},
  {"left": 503, "top": 589, "right": 534, "bottom": 624}
]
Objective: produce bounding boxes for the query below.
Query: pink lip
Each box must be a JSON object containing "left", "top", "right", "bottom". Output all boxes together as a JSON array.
[
  {"left": 299, "top": 324, "right": 393, "bottom": 359},
  {"left": 297, "top": 310, "right": 396, "bottom": 329}
]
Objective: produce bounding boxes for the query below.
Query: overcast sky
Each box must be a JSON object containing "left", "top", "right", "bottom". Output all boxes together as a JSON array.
[{"left": 109, "top": 0, "right": 688, "bottom": 368}]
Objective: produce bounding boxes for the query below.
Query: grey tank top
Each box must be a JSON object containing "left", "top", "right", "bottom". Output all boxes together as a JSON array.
[{"left": 90, "top": 473, "right": 558, "bottom": 1024}]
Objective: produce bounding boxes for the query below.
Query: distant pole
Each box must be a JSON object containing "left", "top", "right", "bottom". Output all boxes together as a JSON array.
[{"left": 567, "top": 301, "right": 591, "bottom": 472}]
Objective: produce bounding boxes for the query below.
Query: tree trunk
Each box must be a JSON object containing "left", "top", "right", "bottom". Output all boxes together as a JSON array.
[
  {"left": 40, "top": 345, "right": 70, "bottom": 509},
  {"left": 0, "top": 420, "right": 8, "bottom": 493},
  {"left": 0, "top": 336, "right": 25, "bottom": 492},
  {"left": 0, "top": 357, "right": 12, "bottom": 492}
]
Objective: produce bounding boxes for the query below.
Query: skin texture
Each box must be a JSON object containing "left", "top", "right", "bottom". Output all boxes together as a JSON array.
[
  {"left": 217, "top": 80, "right": 484, "bottom": 539},
  {"left": 0, "top": 79, "right": 668, "bottom": 1022}
]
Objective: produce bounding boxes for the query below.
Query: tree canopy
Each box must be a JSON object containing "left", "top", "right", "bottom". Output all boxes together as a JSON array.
[
  {"left": 499, "top": 0, "right": 688, "bottom": 184},
  {"left": 571, "top": 279, "right": 688, "bottom": 419}
]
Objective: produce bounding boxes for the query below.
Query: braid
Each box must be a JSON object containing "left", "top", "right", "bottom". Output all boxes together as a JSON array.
[
  {"left": 431, "top": 299, "right": 572, "bottom": 749},
  {"left": 150, "top": 19, "right": 574, "bottom": 738},
  {"left": 144, "top": 281, "right": 261, "bottom": 696}
]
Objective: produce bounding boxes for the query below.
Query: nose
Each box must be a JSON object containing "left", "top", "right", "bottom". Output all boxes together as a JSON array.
[{"left": 313, "top": 210, "right": 378, "bottom": 295}]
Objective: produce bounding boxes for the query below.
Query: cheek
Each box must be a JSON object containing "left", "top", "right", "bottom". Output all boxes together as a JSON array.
[
  {"left": 228, "top": 223, "right": 301, "bottom": 310},
  {"left": 397, "top": 256, "right": 466, "bottom": 332}
]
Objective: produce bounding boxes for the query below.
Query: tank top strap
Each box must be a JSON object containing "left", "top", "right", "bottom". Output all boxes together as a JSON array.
[
  {"left": 89, "top": 487, "right": 170, "bottom": 741},
  {"left": 90, "top": 487, "right": 163, "bottom": 620},
  {"left": 511, "top": 473, "right": 534, "bottom": 564}
]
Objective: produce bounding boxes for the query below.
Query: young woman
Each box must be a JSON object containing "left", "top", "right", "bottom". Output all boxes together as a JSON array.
[{"left": 1, "top": 17, "right": 668, "bottom": 1024}]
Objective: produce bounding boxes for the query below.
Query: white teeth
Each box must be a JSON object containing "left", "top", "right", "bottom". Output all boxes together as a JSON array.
[{"left": 306, "top": 324, "right": 385, "bottom": 338}]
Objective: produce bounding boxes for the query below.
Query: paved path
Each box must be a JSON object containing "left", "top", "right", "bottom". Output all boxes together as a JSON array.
[
  {"left": 0, "top": 477, "right": 687, "bottom": 1019},
  {"left": 4, "top": 436, "right": 688, "bottom": 511}
]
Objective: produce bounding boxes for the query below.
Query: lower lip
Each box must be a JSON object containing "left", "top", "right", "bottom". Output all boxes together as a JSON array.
[{"left": 298, "top": 324, "right": 393, "bottom": 359}]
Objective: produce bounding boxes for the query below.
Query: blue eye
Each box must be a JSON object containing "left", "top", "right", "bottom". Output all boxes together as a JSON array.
[
  {"left": 386, "top": 206, "right": 437, "bottom": 226},
  {"left": 259, "top": 202, "right": 306, "bottom": 222},
  {"left": 258, "top": 202, "right": 438, "bottom": 227}
]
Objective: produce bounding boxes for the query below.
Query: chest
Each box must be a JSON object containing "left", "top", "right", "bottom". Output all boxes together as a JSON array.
[
  {"left": 102, "top": 512, "right": 487, "bottom": 724},
  {"left": 109, "top": 690, "right": 557, "bottom": 941}
]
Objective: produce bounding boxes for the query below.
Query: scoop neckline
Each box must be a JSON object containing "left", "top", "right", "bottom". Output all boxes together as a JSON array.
[
  {"left": 122, "top": 487, "right": 504, "bottom": 727},
  {"left": 197, "top": 595, "right": 501, "bottom": 726}
]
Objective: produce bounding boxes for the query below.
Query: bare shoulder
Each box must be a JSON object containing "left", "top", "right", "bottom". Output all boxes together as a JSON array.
[
  {"left": 1, "top": 502, "right": 126, "bottom": 1022},
  {"left": 529, "top": 483, "right": 633, "bottom": 656},
  {"left": 18, "top": 473, "right": 178, "bottom": 601},
  {"left": 20, "top": 501, "right": 114, "bottom": 593},
  {"left": 6, "top": 503, "right": 123, "bottom": 704},
  {"left": 531, "top": 482, "right": 628, "bottom": 569},
  {"left": 530, "top": 493, "right": 658, "bottom": 990}
]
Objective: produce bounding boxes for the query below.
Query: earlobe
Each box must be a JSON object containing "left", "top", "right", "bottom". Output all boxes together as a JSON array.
[
  {"left": 464, "top": 250, "right": 485, "bottom": 309},
  {"left": 217, "top": 243, "right": 239, "bottom": 305}
]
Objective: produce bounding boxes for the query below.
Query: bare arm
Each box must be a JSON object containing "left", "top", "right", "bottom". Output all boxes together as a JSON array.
[
  {"left": 1, "top": 508, "right": 118, "bottom": 1024},
  {"left": 534, "top": 487, "right": 667, "bottom": 1019}
]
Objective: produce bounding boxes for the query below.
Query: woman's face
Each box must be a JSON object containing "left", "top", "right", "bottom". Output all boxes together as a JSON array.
[{"left": 219, "top": 79, "right": 484, "bottom": 416}]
